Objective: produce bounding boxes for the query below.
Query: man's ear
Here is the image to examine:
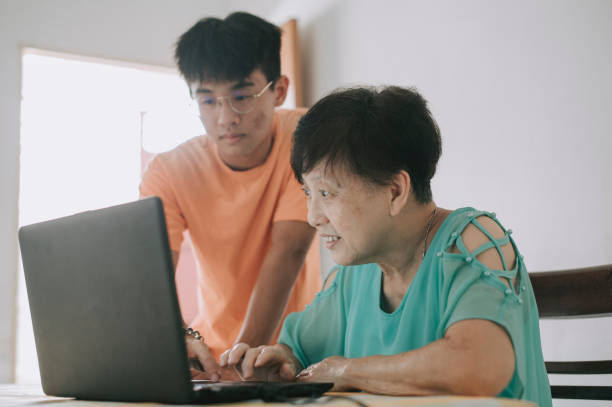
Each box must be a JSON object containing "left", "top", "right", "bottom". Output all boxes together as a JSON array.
[
  {"left": 273, "top": 75, "right": 290, "bottom": 107},
  {"left": 389, "top": 170, "right": 411, "bottom": 216}
]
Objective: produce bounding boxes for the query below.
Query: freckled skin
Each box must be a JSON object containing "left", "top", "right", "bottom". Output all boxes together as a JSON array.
[{"left": 303, "top": 165, "right": 392, "bottom": 266}]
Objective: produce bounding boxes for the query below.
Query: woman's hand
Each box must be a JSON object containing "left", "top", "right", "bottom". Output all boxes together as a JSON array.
[
  {"left": 296, "top": 356, "right": 353, "bottom": 391},
  {"left": 220, "top": 343, "right": 302, "bottom": 381}
]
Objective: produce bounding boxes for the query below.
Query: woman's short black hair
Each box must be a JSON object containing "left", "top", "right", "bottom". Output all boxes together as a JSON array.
[
  {"left": 175, "top": 12, "right": 281, "bottom": 84},
  {"left": 291, "top": 86, "right": 442, "bottom": 204}
]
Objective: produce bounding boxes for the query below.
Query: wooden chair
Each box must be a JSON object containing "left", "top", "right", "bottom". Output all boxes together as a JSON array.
[{"left": 529, "top": 264, "right": 612, "bottom": 400}]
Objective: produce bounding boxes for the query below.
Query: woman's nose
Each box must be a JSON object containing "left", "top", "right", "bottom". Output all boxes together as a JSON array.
[{"left": 307, "top": 199, "right": 327, "bottom": 228}]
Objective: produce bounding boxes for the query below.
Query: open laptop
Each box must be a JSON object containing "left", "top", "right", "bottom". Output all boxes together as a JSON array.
[{"left": 18, "top": 197, "right": 332, "bottom": 404}]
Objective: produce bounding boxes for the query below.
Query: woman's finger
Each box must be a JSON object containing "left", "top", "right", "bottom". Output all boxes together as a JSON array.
[
  {"left": 279, "top": 362, "right": 298, "bottom": 380},
  {"left": 240, "top": 346, "right": 265, "bottom": 379},
  {"left": 254, "top": 345, "right": 283, "bottom": 367}
]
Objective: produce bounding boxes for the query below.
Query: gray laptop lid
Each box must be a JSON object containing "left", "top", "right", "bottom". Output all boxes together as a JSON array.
[{"left": 19, "top": 197, "right": 194, "bottom": 403}]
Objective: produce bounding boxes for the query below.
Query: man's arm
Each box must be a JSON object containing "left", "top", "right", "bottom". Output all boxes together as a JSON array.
[
  {"left": 171, "top": 250, "right": 179, "bottom": 269},
  {"left": 171, "top": 251, "right": 186, "bottom": 329},
  {"left": 171, "top": 249, "right": 225, "bottom": 380},
  {"left": 234, "top": 220, "right": 316, "bottom": 347}
]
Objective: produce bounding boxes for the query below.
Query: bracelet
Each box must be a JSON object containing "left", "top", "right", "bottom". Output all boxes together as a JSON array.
[{"left": 184, "top": 327, "right": 203, "bottom": 341}]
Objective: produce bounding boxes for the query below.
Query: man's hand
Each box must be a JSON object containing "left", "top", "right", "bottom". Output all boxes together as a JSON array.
[
  {"left": 220, "top": 343, "right": 302, "bottom": 382},
  {"left": 296, "top": 356, "right": 353, "bottom": 391},
  {"left": 186, "top": 335, "right": 222, "bottom": 381}
]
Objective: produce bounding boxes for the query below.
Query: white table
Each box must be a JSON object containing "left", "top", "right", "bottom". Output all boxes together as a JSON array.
[{"left": 0, "top": 384, "right": 537, "bottom": 406}]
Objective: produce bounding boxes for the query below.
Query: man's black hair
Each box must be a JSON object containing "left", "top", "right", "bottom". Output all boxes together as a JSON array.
[
  {"left": 291, "top": 86, "right": 442, "bottom": 204},
  {"left": 175, "top": 12, "right": 281, "bottom": 84}
]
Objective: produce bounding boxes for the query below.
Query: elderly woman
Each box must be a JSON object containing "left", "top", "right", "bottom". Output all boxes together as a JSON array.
[{"left": 219, "top": 86, "right": 552, "bottom": 407}]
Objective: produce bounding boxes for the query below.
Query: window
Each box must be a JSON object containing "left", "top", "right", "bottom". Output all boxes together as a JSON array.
[{"left": 17, "top": 49, "right": 201, "bottom": 383}]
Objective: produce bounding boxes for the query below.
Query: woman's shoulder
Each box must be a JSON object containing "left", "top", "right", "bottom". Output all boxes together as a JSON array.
[
  {"left": 437, "top": 207, "right": 512, "bottom": 241},
  {"left": 440, "top": 207, "right": 487, "bottom": 230}
]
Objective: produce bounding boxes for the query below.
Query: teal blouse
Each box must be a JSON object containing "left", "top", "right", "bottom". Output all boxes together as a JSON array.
[{"left": 278, "top": 207, "right": 552, "bottom": 407}]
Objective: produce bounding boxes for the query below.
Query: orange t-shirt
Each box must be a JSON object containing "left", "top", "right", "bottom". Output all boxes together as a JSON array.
[{"left": 139, "top": 109, "right": 320, "bottom": 358}]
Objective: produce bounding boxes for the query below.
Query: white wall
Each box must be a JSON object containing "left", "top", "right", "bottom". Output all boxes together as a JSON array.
[{"left": 0, "top": 0, "right": 278, "bottom": 383}]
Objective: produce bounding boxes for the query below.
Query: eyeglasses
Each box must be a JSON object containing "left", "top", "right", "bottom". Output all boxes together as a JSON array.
[{"left": 192, "top": 81, "right": 274, "bottom": 117}]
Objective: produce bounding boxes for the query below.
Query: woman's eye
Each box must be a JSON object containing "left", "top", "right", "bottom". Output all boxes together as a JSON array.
[
  {"left": 302, "top": 188, "right": 310, "bottom": 197},
  {"left": 320, "top": 190, "right": 329, "bottom": 197}
]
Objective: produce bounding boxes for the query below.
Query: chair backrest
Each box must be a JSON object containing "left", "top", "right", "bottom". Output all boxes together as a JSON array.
[{"left": 529, "top": 265, "right": 612, "bottom": 400}]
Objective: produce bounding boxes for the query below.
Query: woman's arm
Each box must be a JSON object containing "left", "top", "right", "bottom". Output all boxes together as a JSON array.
[{"left": 298, "top": 318, "right": 515, "bottom": 396}]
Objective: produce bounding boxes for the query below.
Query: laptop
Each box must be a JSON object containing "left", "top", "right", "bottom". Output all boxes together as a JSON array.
[{"left": 18, "top": 197, "right": 332, "bottom": 404}]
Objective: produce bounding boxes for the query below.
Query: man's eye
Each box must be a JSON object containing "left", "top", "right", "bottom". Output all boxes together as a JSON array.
[
  {"left": 302, "top": 188, "right": 310, "bottom": 197},
  {"left": 320, "top": 190, "right": 329, "bottom": 197},
  {"left": 233, "top": 95, "right": 248, "bottom": 102},
  {"left": 200, "top": 97, "right": 215, "bottom": 105}
]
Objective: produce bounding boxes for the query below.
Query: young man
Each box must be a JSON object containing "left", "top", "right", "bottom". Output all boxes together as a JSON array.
[{"left": 139, "top": 12, "right": 320, "bottom": 379}]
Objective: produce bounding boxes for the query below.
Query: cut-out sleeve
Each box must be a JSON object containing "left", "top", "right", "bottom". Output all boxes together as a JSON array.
[{"left": 435, "top": 211, "right": 528, "bottom": 398}]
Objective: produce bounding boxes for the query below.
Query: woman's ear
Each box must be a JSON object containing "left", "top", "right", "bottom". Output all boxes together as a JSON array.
[
  {"left": 273, "top": 75, "right": 290, "bottom": 107},
  {"left": 389, "top": 171, "right": 411, "bottom": 216}
]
